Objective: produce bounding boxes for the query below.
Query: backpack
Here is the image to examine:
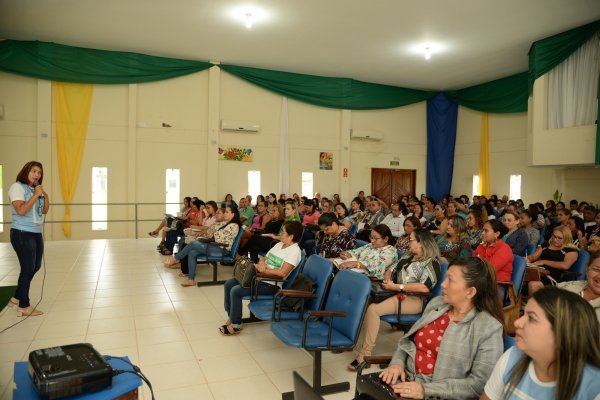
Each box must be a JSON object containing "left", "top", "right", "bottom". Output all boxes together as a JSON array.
[
  {"left": 233, "top": 256, "right": 256, "bottom": 288},
  {"left": 281, "top": 273, "right": 316, "bottom": 311}
]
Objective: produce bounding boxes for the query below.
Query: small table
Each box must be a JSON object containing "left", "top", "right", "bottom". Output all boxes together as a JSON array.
[{"left": 13, "top": 356, "right": 141, "bottom": 400}]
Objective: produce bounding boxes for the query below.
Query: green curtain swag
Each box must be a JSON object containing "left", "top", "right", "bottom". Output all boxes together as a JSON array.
[
  {"left": 528, "top": 20, "right": 600, "bottom": 94},
  {"left": 446, "top": 72, "right": 528, "bottom": 114},
  {"left": 221, "top": 64, "right": 436, "bottom": 110},
  {"left": 0, "top": 40, "right": 212, "bottom": 84}
]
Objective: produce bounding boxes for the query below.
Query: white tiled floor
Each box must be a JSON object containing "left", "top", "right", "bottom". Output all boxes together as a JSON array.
[{"left": 0, "top": 238, "right": 403, "bottom": 399}]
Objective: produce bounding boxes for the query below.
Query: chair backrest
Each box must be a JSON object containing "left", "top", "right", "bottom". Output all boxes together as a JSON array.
[
  {"left": 349, "top": 224, "right": 358, "bottom": 235},
  {"left": 224, "top": 228, "right": 245, "bottom": 260},
  {"left": 511, "top": 255, "right": 527, "bottom": 295},
  {"left": 431, "top": 262, "right": 448, "bottom": 297},
  {"left": 355, "top": 240, "right": 369, "bottom": 249},
  {"left": 301, "top": 255, "right": 334, "bottom": 310},
  {"left": 564, "top": 250, "right": 590, "bottom": 282},
  {"left": 281, "top": 250, "right": 307, "bottom": 290},
  {"left": 324, "top": 269, "right": 371, "bottom": 342},
  {"left": 503, "top": 335, "right": 516, "bottom": 350}
]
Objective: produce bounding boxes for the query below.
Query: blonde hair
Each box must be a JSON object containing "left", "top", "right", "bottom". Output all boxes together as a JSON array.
[{"left": 553, "top": 225, "right": 578, "bottom": 250}]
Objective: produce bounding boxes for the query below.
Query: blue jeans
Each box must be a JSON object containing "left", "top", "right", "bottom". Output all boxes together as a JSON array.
[
  {"left": 10, "top": 229, "right": 44, "bottom": 308},
  {"left": 174, "top": 240, "right": 228, "bottom": 280},
  {"left": 223, "top": 277, "right": 278, "bottom": 327}
]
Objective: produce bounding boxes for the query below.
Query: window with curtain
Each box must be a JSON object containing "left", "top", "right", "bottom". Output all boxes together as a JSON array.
[{"left": 548, "top": 34, "right": 600, "bottom": 129}]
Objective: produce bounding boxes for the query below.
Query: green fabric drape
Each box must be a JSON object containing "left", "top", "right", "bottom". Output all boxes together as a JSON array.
[
  {"left": 220, "top": 64, "right": 435, "bottom": 110},
  {"left": 528, "top": 20, "right": 600, "bottom": 94},
  {"left": 596, "top": 75, "right": 600, "bottom": 165},
  {"left": 446, "top": 72, "right": 528, "bottom": 113},
  {"left": 0, "top": 40, "right": 212, "bottom": 84}
]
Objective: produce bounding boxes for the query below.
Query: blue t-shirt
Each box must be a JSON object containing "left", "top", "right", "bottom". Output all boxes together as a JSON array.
[
  {"left": 8, "top": 182, "right": 44, "bottom": 233},
  {"left": 484, "top": 347, "right": 600, "bottom": 399}
]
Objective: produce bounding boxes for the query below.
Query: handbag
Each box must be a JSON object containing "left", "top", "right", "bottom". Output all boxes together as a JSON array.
[
  {"left": 370, "top": 282, "right": 397, "bottom": 303},
  {"left": 197, "top": 237, "right": 215, "bottom": 243},
  {"left": 281, "top": 273, "right": 316, "bottom": 311},
  {"left": 355, "top": 372, "right": 397, "bottom": 400},
  {"left": 233, "top": 256, "right": 256, "bottom": 288}
]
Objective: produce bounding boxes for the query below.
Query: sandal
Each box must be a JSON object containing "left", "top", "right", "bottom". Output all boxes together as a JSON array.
[
  {"left": 347, "top": 358, "right": 370, "bottom": 372},
  {"left": 181, "top": 280, "right": 195, "bottom": 287},
  {"left": 219, "top": 324, "right": 242, "bottom": 336},
  {"left": 163, "top": 258, "right": 180, "bottom": 267}
]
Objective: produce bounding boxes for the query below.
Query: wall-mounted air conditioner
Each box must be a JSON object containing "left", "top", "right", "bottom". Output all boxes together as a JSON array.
[
  {"left": 350, "top": 129, "right": 383, "bottom": 141},
  {"left": 221, "top": 120, "right": 260, "bottom": 132}
]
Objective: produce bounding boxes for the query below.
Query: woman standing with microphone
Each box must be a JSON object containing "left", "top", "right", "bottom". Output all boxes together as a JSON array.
[{"left": 8, "top": 161, "right": 49, "bottom": 316}]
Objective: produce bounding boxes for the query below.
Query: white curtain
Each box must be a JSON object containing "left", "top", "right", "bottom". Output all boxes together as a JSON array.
[
  {"left": 279, "top": 97, "right": 290, "bottom": 195},
  {"left": 548, "top": 34, "right": 600, "bottom": 129}
]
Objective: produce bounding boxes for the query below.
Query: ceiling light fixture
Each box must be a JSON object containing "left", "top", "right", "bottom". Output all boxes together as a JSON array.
[
  {"left": 424, "top": 47, "right": 432, "bottom": 60},
  {"left": 407, "top": 42, "right": 446, "bottom": 60},
  {"left": 244, "top": 12, "right": 253, "bottom": 29},
  {"left": 229, "top": 6, "right": 269, "bottom": 29}
]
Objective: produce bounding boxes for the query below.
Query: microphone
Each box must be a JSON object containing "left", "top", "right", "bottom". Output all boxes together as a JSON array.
[{"left": 33, "top": 180, "right": 40, "bottom": 187}]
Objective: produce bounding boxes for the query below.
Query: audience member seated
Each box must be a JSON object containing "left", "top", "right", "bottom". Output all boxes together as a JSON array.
[
  {"left": 220, "top": 221, "right": 303, "bottom": 335},
  {"left": 377, "top": 257, "right": 504, "bottom": 400},
  {"left": 466, "top": 209, "right": 484, "bottom": 249},
  {"left": 238, "top": 197, "right": 255, "bottom": 228},
  {"left": 220, "top": 193, "right": 238, "bottom": 210},
  {"left": 502, "top": 211, "right": 528, "bottom": 256},
  {"left": 557, "top": 250, "right": 600, "bottom": 321},
  {"left": 245, "top": 201, "right": 299, "bottom": 262},
  {"left": 356, "top": 197, "right": 386, "bottom": 241},
  {"left": 238, "top": 199, "right": 271, "bottom": 252},
  {"left": 519, "top": 210, "right": 540, "bottom": 246},
  {"left": 163, "top": 207, "right": 240, "bottom": 286},
  {"left": 381, "top": 202, "right": 406, "bottom": 239},
  {"left": 395, "top": 216, "right": 422, "bottom": 254},
  {"left": 555, "top": 207, "right": 571, "bottom": 229},
  {"left": 316, "top": 212, "right": 356, "bottom": 258},
  {"left": 335, "top": 224, "right": 398, "bottom": 280},
  {"left": 527, "top": 225, "right": 578, "bottom": 294},
  {"left": 159, "top": 198, "right": 204, "bottom": 255},
  {"left": 473, "top": 219, "right": 513, "bottom": 281},
  {"left": 567, "top": 215, "right": 587, "bottom": 250},
  {"left": 334, "top": 202, "right": 353, "bottom": 229},
  {"left": 348, "top": 196, "right": 366, "bottom": 225},
  {"left": 408, "top": 201, "right": 427, "bottom": 226},
  {"left": 482, "top": 287, "right": 600, "bottom": 400},
  {"left": 435, "top": 215, "right": 472, "bottom": 264},
  {"left": 425, "top": 204, "right": 448, "bottom": 236},
  {"left": 582, "top": 205, "right": 597, "bottom": 230},
  {"left": 587, "top": 210, "right": 600, "bottom": 252},
  {"left": 148, "top": 196, "right": 191, "bottom": 237},
  {"left": 320, "top": 198, "right": 333, "bottom": 214},
  {"left": 349, "top": 229, "right": 441, "bottom": 371},
  {"left": 187, "top": 200, "right": 218, "bottom": 232}
]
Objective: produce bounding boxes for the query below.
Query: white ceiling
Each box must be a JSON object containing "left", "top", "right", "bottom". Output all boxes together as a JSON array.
[{"left": 1, "top": 0, "right": 599, "bottom": 90}]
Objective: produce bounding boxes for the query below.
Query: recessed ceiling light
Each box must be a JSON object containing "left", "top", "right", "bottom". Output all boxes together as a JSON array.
[
  {"left": 229, "top": 6, "right": 269, "bottom": 29},
  {"left": 408, "top": 43, "right": 446, "bottom": 60}
]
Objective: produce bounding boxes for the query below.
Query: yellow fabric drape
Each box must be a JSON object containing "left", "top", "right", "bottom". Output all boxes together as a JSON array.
[
  {"left": 478, "top": 112, "right": 490, "bottom": 197},
  {"left": 53, "top": 82, "right": 93, "bottom": 237}
]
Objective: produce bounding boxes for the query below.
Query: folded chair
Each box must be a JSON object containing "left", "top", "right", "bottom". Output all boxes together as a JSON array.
[
  {"left": 247, "top": 254, "right": 333, "bottom": 322},
  {"left": 271, "top": 269, "right": 371, "bottom": 399},
  {"left": 195, "top": 229, "right": 244, "bottom": 287},
  {"left": 379, "top": 262, "right": 448, "bottom": 330}
]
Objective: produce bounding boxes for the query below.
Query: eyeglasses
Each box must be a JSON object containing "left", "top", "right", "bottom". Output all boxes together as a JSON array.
[
  {"left": 589, "top": 265, "right": 600, "bottom": 273},
  {"left": 552, "top": 235, "right": 564, "bottom": 241},
  {"left": 370, "top": 236, "right": 383, "bottom": 241}
]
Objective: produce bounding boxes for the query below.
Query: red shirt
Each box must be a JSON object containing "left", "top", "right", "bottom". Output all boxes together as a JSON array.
[
  {"left": 414, "top": 313, "right": 451, "bottom": 375},
  {"left": 473, "top": 240, "right": 513, "bottom": 281}
]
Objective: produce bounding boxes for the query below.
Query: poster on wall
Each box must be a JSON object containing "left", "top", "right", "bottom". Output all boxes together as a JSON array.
[
  {"left": 218, "top": 147, "right": 253, "bottom": 162},
  {"left": 319, "top": 152, "right": 333, "bottom": 170}
]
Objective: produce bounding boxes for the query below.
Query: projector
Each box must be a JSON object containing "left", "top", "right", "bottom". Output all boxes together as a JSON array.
[{"left": 28, "top": 343, "right": 113, "bottom": 399}]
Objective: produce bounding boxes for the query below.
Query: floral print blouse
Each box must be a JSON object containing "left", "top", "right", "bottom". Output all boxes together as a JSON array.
[
  {"left": 348, "top": 244, "right": 398, "bottom": 280},
  {"left": 320, "top": 229, "right": 356, "bottom": 258}
]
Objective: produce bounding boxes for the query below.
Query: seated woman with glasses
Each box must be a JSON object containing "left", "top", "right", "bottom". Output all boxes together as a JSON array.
[
  {"left": 526, "top": 225, "right": 579, "bottom": 294},
  {"left": 349, "top": 229, "right": 441, "bottom": 371},
  {"left": 557, "top": 250, "right": 600, "bottom": 321},
  {"left": 374, "top": 257, "right": 504, "bottom": 400},
  {"left": 435, "top": 215, "right": 472, "bottom": 264},
  {"left": 335, "top": 224, "right": 398, "bottom": 280}
]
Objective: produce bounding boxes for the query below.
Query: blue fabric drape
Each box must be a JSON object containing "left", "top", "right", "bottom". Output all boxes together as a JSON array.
[{"left": 426, "top": 94, "right": 458, "bottom": 202}]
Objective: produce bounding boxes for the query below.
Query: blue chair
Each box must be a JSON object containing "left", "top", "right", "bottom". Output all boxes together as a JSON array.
[
  {"left": 380, "top": 262, "right": 448, "bottom": 329},
  {"left": 499, "top": 255, "right": 527, "bottom": 335},
  {"left": 348, "top": 224, "right": 358, "bottom": 235},
  {"left": 525, "top": 244, "right": 537, "bottom": 257},
  {"left": 355, "top": 240, "right": 369, "bottom": 249},
  {"left": 195, "top": 229, "right": 244, "bottom": 287},
  {"left": 563, "top": 249, "right": 590, "bottom": 282},
  {"left": 247, "top": 255, "right": 333, "bottom": 322},
  {"left": 247, "top": 251, "right": 307, "bottom": 301},
  {"left": 503, "top": 335, "right": 516, "bottom": 350},
  {"left": 271, "top": 269, "right": 371, "bottom": 399}
]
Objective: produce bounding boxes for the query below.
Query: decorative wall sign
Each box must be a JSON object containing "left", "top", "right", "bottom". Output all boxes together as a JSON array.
[
  {"left": 319, "top": 152, "right": 333, "bottom": 170},
  {"left": 218, "top": 147, "right": 253, "bottom": 162}
]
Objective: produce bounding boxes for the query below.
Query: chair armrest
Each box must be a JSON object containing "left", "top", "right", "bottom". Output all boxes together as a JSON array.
[
  {"left": 497, "top": 281, "right": 514, "bottom": 287},
  {"left": 308, "top": 310, "right": 347, "bottom": 318},
  {"left": 278, "top": 289, "right": 317, "bottom": 299},
  {"left": 562, "top": 271, "right": 581, "bottom": 277},
  {"left": 364, "top": 356, "right": 392, "bottom": 365},
  {"left": 256, "top": 272, "right": 284, "bottom": 280}
]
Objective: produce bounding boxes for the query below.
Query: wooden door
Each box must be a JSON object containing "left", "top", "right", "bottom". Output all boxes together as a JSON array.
[{"left": 371, "top": 168, "right": 416, "bottom": 205}]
